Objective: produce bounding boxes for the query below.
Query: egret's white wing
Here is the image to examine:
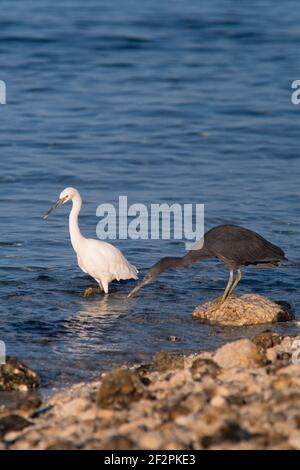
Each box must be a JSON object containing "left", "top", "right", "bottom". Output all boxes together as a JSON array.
[{"left": 78, "top": 239, "right": 138, "bottom": 282}]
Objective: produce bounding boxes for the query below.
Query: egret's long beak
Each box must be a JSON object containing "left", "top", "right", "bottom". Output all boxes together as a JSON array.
[
  {"left": 127, "top": 278, "right": 150, "bottom": 298},
  {"left": 43, "top": 197, "right": 67, "bottom": 219}
]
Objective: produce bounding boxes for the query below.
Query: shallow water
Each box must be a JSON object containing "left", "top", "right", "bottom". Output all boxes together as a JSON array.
[{"left": 0, "top": 0, "right": 300, "bottom": 388}]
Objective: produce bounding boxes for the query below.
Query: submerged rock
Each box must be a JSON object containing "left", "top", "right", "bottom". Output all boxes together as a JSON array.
[
  {"left": 0, "top": 357, "right": 40, "bottom": 392},
  {"left": 96, "top": 368, "right": 146, "bottom": 409},
  {"left": 168, "top": 336, "right": 179, "bottom": 342},
  {"left": 192, "top": 294, "right": 294, "bottom": 326},
  {"left": 214, "top": 339, "right": 265, "bottom": 369}
]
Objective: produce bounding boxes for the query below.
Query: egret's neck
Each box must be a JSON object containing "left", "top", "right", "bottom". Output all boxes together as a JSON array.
[{"left": 69, "top": 194, "right": 84, "bottom": 253}]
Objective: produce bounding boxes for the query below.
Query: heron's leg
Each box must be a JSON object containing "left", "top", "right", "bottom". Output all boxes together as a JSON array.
[
  {"left": 228, "top": 269, "right": 242, "bottom": 297},
  {"left": 219, "top": 269, "right": 234, "bottom": 304}
]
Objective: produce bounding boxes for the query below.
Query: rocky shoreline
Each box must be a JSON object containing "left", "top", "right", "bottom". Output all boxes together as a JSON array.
[{"left": 2, "top": 330, "right": 300, "bottom": 450}]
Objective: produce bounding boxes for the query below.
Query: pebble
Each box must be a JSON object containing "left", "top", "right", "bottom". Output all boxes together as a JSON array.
[
  {"left": 214, "top": 339, "right": 265, "bottom": 369},
  {"left": 210, "top": 396, "right": 227, "bottom": 408}
]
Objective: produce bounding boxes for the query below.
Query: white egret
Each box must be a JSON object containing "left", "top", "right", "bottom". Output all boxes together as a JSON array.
[{"left": 43, "top": 187, "right": 138, "bottom": 296}]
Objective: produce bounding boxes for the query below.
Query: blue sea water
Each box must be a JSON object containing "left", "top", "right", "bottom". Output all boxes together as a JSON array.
[{"left": 0, "top": 0, "right": 300, "bottom": 388}]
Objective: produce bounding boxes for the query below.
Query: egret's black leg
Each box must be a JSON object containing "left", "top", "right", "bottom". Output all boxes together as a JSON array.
[
  {"left": 219, "top": 269, "right": 234, "bottom": 304},
  {"left": 228, "top": 269, "right": 242, "bottom": 297}
]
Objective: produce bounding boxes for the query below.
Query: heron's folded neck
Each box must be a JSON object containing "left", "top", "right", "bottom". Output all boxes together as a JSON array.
[
  {"left": 157, "top": 248, "right": 211, "bottom": 273},
  {"left": 180, "top": 246, "right": 211, "bottom": 267},
  {"left": 69, "top": 194, "right": 84, "bottom": 253}
]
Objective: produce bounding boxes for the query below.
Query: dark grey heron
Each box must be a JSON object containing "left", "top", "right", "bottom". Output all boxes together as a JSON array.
[{"left": 128, "top": 224, "right": 287, "bottom": 303}]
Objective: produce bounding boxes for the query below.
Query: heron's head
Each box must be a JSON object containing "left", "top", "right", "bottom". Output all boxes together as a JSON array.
[
  {"left": 43, "top": 187, "right": 78, "bottom": 219},
  {"left": 127, "top": 261, "right": 166, "bottom": 298}
]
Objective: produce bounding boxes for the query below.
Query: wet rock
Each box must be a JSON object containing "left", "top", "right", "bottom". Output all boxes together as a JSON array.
[
  {"left": 96, "top": 368, "right": 145, "bottom": 409},
  {"left": 158, "top": 392, "right": 193, "bottom": 421},
  {"left": 265, "top": 348, "right": 277, "bottom": 364},
  {"left": 270, "top": 374, "right": 293, "bottom": 391},
  {"left": 276, "top": 300, "right": 294, "bottom": 316},
  {"left": 168, "top": 336, "right": 179, "bottom": 342},
  {"left": 0, "top": 415, "right": 31, "bottom": 438},
  {"left": 166, "top": 402, "right": 190, "bottom": 420},
  {"left": 276, "top": 352, "right": 292, "bottom": 369},
  {"left": 252, "top": 330, "right": 282, "bottom": 349},
  {"left": 201, "top": 420, "right": 254, "bottom": 448},
  {"left": 101, "top": 435, "right": 135, "bottom": 450},
  {"left": 266, "top": 350, "right": 292, "bottom": 373},
  {"left": 46, "top": 440, "right": 79, "bottom": 450},
  {"left": 192, "top": 294, "right": 294, "bottom": 326},
  {"left": 0, "top": 357, "right": 40, "bottom": 392},
  {"left": 135, "top": 363, "right": 152, "bottom": 378},
  {"left": 151, "top": 352, "right": 184, "bottom": 372},
  {"left": 190, "top": 358, "right": 221, "bottom": 380},
  {"left": 0, "top": 391, "right": 42, "bottom": 417},
  {"left": 226, "top": 395, "right": 247, "bottom": 406},
  {"left": 214, "top": 339, "right": 265, "bottom": 369}
]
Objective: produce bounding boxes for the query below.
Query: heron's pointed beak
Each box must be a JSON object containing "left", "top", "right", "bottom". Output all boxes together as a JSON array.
[
  {"left": 43, "top": 197, "right": 67, "bottom": 219},
  {"left": 127, "top": 278, "right": 150, "bottom": 298}
]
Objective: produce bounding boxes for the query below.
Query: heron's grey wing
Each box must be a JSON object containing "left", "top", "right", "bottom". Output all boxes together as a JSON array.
[{"left": 204, "top": 224, "right": 286, "bottom": 266}]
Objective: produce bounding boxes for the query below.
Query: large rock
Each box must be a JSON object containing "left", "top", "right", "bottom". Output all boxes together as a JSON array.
[
  {"left": 0, "top": 357, "right": 40, "bottom": 392},
  {"left": 0, "top": 358, "right": 41, "bottom": 421},
  {"left": 192, "top": 294, "right": 294, "bottom": 326},
  {"left": 214, "top": 339, "right": 265, "bottom": 369}
]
